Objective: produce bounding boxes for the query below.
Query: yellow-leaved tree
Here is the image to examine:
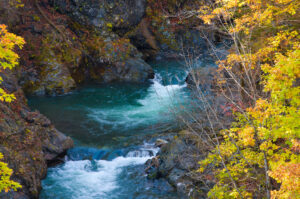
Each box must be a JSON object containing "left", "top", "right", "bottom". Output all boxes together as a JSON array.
[
  {"left": 0, "top": 24, "right": 24, "bottom": 192},
  {"left": 197, "top": 0, "right": 300, "bottom": 198}
]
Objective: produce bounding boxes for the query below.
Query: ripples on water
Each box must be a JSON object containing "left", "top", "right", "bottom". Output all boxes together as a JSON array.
[{"left": 28, "top": 60, "right": 214, "bottom": 199}]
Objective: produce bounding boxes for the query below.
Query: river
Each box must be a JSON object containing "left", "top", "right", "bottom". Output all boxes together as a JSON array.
[{"left": 28, "top": 58, "right": 216, "bottom": 199}]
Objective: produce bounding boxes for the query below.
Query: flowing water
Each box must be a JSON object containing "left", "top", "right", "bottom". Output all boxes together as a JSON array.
[{"left": 28, "top": 59, "right": 215, "bottom": 199}]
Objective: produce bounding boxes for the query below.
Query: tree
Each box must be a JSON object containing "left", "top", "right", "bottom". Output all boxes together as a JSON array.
[
  {"left": 194, "top": 0, "right": 299, "bottom": 198},
  {"left": 0, "top": 24, "right": 24, "bottom": 192}
]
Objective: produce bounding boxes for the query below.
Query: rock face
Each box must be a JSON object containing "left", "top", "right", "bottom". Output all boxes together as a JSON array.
[
  {"left": 25, "top": 49, "right": 76, "bottom": 96},
  {"left": 50, "top": 0, "right": 147, "bottom": 33},
  {"left": 0, "top": 71, "right": 73, "bottom": 199},
  {"left": 43, "top": 0, "right": 154, "bottom": 87},
  {"left": 80, "top": 33, "right": 154, "bottom": 84}
]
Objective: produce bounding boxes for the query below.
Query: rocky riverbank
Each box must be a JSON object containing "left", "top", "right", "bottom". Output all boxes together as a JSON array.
[{"left": 0, "top": 70, "right": 73, "bottom": 199}]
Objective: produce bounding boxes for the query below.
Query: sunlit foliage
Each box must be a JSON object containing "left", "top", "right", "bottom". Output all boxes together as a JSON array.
[
  {"left": 0, "top": 24, "right": 24, "bottom": 192},
  {"left": 197, "top": 0, "right": 300, "bottom": 198},
  {"left": 0, "top": 24, "right": 24, "bottom": 102},
  {"left": 0, "top": 153, "right": 22, "bottom": 192}
]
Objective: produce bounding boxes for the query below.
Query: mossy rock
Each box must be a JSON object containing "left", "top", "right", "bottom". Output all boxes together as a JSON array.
[{"left": 25, "top": 42, "right": 77, "bottom": 96}]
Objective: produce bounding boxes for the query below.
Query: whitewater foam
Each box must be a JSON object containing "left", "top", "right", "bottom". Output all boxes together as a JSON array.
[
  {"left": 87, "top": 74, "right": 187, "bottom": 133},
  {"left": 42, "top": 145, "right": 158, "bottom": 199}
]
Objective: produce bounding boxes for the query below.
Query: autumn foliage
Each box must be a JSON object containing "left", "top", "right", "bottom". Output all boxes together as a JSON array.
[
  {"left": 0, "top": 153, "right": 22, "bottom": 192},
  {"left": 0, "top": 24, "right": 24, "bottom": 102},
  {"left": 0, "top": 24, "right": 24, "bottom": 192},
  {"left": 197, "top": 0, "right": 300, "bottom": 198}
]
